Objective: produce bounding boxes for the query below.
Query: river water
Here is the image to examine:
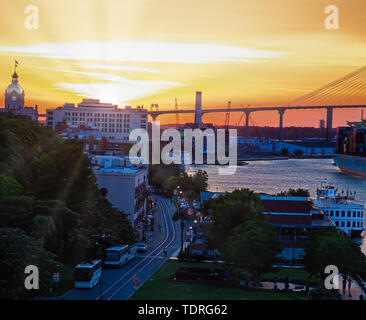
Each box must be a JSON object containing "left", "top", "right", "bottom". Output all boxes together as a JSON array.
[{"left": 188, "top": 159, "right": 366, "bottom": 253}]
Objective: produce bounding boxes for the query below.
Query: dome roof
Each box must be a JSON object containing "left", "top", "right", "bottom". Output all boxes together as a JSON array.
[{"left": 6, "top": 83, "right": 23, "bottom": 95}]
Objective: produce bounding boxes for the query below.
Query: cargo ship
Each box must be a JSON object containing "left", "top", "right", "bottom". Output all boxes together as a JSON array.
[{"left": 334, "top": 120, "right": 366, "bottom": 179}]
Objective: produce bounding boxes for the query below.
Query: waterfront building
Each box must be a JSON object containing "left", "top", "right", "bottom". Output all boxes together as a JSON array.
[
  {"left": 2, "top": 64, "right": 38, "bottom": 121},
  {"left": 91, "top": 155, "right": 148, "bottom": 229},
  {"left": 46, "top": 99, "right": 148, "bottom": 142},
  {"left": 260, "top": 195, "right": 335, "bottom": 260},
  {"left": 238, "top": 137, "right": 335, "bottom": 157}
]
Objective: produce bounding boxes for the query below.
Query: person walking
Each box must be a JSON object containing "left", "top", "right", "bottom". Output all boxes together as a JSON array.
[
  {"left": 164, "top": 247, "right": 168, "bottom": 257},
  {"left": 347, "top": 276, "right": 352, "bottom": 298}
]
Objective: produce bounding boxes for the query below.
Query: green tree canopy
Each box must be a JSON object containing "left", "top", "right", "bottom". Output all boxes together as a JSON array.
[
  {"left": 0, "top": 174, "right": 23, "bottom": 197},
  {"left": 163, "top": 170, "right": 208, "bottom": 197},
  {"left": 224, "top": 219, "right": 281, "bottom": 287},
  {"left": 276, "top": 188, "right": 310, "bottom": 197},
  {"left": 206, "top": 189, "right": 264, "bottom": 251},
  {"left": 304, "top": 228, "right": 365, "bottom": 279},
  {"left": 0, "top": 228, "right": 60, "bottom": 300}
]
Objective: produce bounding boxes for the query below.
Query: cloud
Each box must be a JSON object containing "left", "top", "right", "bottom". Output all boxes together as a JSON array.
[
  {"left": 0, "top": 39, "right": 285, "bottom": 64},
  {"left": 76, "top": 63, "right": 160, "bottom": 73},
  {"left": 49, "top": 68, "right": 181, "bottom": 105}
]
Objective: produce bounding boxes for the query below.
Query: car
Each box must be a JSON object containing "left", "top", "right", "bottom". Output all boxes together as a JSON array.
[{"left": 136, "top": 243, "right": 147, "bottom": 253}]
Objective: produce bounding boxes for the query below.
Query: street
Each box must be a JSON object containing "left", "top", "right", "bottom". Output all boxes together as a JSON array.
[{"left": 56, "top": 195, "right": 180, "bottom": 300}]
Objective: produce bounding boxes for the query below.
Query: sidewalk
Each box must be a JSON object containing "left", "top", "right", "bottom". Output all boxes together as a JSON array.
[{"left": 339, "top": 275, "right": 366, "bottom": 300}]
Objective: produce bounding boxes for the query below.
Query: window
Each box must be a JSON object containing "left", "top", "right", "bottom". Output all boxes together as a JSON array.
[{"left": 341, "top": 211, "right": 345, "bottom": 217}]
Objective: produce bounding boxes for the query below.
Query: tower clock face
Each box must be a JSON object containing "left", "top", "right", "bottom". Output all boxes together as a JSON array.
[{"left": 11, "top": 95, "right": 17, "bottom": 101}]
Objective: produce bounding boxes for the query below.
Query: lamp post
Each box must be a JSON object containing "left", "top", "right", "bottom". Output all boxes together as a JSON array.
[{"left": 194, "top": 219, "right": 197, "bottom": 242}]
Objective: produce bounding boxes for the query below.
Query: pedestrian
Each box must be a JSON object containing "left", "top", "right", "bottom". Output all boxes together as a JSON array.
[
  {"left": 359, "top": 294, "right": 364, "bottom": 300},
  {"left": 348, "top": 276, "right": 352, "bottom": 298},
  {"left": 342, "top": 276, "right": 347, "bottom": 295},
  {"left": 164, "top": 247, "right": 168, "bottom": 257}
]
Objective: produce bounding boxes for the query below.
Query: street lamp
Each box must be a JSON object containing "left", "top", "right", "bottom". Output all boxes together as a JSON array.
[{"left": 194, "top": 219, "right": 197, "bottom": 242}]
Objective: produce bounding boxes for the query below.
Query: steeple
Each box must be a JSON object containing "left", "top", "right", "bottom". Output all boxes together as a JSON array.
[{"left": 12, "top": 60, "right": 19, "bottom": 83}]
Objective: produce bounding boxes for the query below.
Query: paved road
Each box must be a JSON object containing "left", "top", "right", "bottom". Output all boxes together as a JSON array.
[{"left": 56, "top": 195, "right": 180, "bottom": 300}]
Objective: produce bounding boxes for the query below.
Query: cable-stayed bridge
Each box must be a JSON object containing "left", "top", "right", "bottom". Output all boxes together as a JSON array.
[{"left": 149, "top": 66, "right": 366, "bottom": 141}]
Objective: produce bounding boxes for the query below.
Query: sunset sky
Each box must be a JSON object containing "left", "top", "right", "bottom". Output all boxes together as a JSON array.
[{"left": 1, "top": 0, "right": 366, "bottom": 126}]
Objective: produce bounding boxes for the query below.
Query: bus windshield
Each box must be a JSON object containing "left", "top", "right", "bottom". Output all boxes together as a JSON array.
[
  {"left": 105, "top": 250, "right": 120, "bottom": 261},
  {"left": 74, "top": 268, "right": 91, "bottom": 281}
]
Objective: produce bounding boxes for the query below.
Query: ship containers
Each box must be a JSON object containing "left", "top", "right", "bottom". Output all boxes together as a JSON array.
[
  {"left": 353, "top": 128, "right": 366, "bottom": 155},
  {"left": 337, "top": 127, "right": 352, "bottom": 153}
]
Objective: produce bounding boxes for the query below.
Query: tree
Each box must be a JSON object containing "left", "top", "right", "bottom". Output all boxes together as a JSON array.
[
  {"left": 0, "top": 228, "right": 59, "bottom": 300},
  {"left": 173, "top": 206, "right": 189, "bottom": 255},
  {"left": 33, "top": 139, "right": 94, "bottom": 211},
  {"left": 304, "top": 228, "right": 365, "bottom": 281},
  {"left": 224, "top": 219, "right": 282, "bottom": 287},
  {"left": 162, "top": 170, "right": 208, "bottom": 197},
  {"left": 276, "top": 188, "right": 310, "bottom": 197},
  {"left": 206, "top": 189, "right": 264, "bottom": 251},
  {"left": 31, "top": 215, "right": 56, "bottom": 249},
  {"left": 149, "top": 164, "right": 182, "bottom": 189},
  {"left": 0, "top": 174, "right": 23, "bottom": 197}
]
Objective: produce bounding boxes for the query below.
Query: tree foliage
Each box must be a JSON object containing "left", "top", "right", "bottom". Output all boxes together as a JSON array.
[
  {"left": 304, "top": 228, "right": 365, "bottom": 279},
  {"left": 224, "top": 219, "right": 282, "bottom": 287},
  {"left": 0, "top": 228, "right": 60, "bottom": 300},
  {"left": 0, "top": 115, "right": 136, "bottom": 298},
  {"left": 163, "top": 170, "right": 208, "bottom": 197},
  {"left": 205, "top": 189, "right": 264, "bottom": 251},
  {"left": 276, "top": 188, "right": 310, "bottom": 197}
]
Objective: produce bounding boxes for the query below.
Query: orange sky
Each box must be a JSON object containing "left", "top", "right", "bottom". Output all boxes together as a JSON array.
[{"left": 1, "top": 0, "right": 366, "bottom": 126}]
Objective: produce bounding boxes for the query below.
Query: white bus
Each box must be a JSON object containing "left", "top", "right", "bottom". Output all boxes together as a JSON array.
[
  {"left": 74, "top": 259, "right": 102, "bottom": 289},
  {"left": 104, "top": 244, "right": 138, "bottom": 268}
]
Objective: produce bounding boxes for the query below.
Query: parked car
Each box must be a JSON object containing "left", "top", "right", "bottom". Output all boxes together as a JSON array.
[{"left": 136, "top": 243, "right": 148, "bottom": 253}]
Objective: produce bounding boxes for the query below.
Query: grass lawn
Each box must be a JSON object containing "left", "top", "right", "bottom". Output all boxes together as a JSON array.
[{"left": 130, "top": 261, "right": 308, "bottom": 300}]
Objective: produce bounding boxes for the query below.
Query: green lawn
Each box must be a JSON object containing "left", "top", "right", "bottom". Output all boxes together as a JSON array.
[{"left": 130, "top": 261, "right": 308, "bottom": 300}]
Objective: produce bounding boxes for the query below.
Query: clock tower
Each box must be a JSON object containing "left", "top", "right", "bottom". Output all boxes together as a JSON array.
[{"left": 5, "top": 61, "right": 25, "bottom": 111}]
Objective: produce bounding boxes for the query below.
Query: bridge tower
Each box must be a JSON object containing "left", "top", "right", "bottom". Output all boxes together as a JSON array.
[{"left": 194, "top": 91, "right": 202, "bottom": 125}]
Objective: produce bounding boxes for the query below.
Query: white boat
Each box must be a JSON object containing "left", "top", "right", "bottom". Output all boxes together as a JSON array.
[{"left": 313, "top": 182, "right": 364, "bottom": 238}]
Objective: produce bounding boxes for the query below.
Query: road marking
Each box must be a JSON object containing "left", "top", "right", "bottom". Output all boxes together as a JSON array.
[
  {"left": 95, "top": 200, "right": 170, "bottom": 300},
  {"left": 107, "top": 198, "right": 177, "bottom": 300}
]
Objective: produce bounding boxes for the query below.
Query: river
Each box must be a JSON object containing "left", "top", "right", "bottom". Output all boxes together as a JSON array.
[{"left": 187, "top": 159, "right": 366, "bottom": 253}]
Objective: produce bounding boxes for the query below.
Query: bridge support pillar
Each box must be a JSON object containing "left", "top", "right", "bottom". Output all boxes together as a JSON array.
[
  {"left": 151, "top": 114, "right": 159, "bottom": 122},
  {"left": 244, "top": 111, "right": 250, "bottom": 139},
  {"left": 326, "top": 107, "right": 333, "bottom": 141},
  {"left": 278, "top": 109, "right": 285, "bottom": 141},
  {"left": 194, "top": 91, "right": 202, "bottom": 125}
]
